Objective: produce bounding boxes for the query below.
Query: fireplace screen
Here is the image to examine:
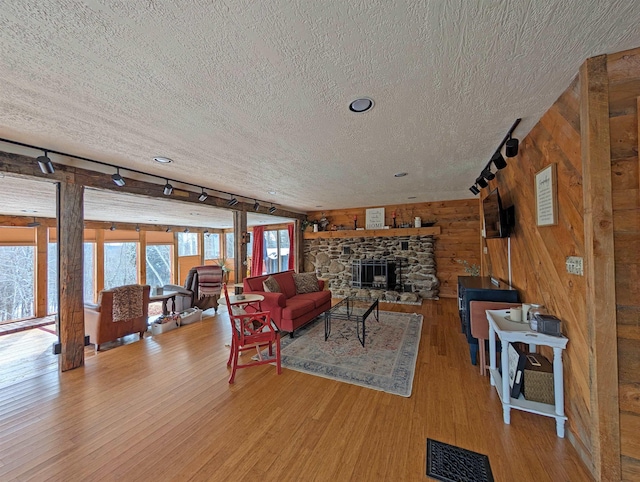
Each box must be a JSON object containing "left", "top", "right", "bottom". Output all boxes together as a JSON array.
[{"left": 351, "top": 259, "right": 396, "bottom": 290}]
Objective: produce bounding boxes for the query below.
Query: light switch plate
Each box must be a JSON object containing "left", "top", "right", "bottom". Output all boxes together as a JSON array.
[{"left": 566, "top": 256, "right": 584, "bottom": 276}]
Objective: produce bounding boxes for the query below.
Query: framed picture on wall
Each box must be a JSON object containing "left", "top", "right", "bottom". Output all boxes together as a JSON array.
[{"left": 535, "top": 164, "right": 558, "bottom": 226}]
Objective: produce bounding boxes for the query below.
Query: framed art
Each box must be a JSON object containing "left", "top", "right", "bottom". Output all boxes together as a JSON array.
[
  {"left": 535, "top": 164, "right": 558, "bottom": 226},
  {"left": 365, "top": 207, "right": 385, "bottom": 229}
]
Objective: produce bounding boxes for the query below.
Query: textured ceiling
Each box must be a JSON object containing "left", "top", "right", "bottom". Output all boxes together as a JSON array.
[{"left": 0, "top": 0, "right": 639, "bottom": 220}]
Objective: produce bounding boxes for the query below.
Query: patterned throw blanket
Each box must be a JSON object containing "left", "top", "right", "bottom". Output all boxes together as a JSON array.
[
  {"left": 196, "top": 265, "right": 222, "bottom": 298},
  {"left": 111, "top": 284, "right": 144, "bottom": 322}
]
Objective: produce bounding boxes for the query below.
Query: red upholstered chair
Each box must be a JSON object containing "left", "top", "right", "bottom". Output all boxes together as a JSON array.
[
  {"left": 470, "top": 300, "right": 522, "bottom": 376},
  {"left": 224, "top": 284, "right": 281, "bottom": 384}
]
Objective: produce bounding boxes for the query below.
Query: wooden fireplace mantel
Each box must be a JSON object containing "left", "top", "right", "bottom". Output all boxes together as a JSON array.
[{"left": 303, "top": 226, "right": 441, "bottom": 240}]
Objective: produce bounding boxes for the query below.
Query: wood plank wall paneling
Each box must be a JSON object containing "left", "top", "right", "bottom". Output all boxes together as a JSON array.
[
  {"left": 580, "top": 54, "right": 620, "bottom": 481},
  {"left": 306, "top": 199, "right": 481, "bottom": 298},
  {"left": 608, "top": 47, "right": 640, "bottom": 479},
  {"left": 482, "top": 75, "right": 596, "bottom": 472}
]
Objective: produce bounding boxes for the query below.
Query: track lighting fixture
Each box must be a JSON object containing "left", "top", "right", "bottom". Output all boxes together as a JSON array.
[
  {"left": 469, "top": 185, "right": 480, "bottom": 195},
  {"left": 481, "top": 167, "right": 495, "bottom": 181},
  {"left": 203, "top": 229, "right": 209, "bottom": 235},
  {"left": 37, "top": 151, "right": 55, "bottom": 174},
  {"left": 253, "top": 200, "right": 260, "bottom": 211},
  {"left": 165, "top": 227, "right": 171, "bottom": 233},
  {"left": 110, "top": 223, "right": 116, "bottom": 231},
  {"left": 27, "top": 217, "right": 40, "bottom": 227},
  {"left": 227, "top": 196, "right": 238, "bottom": 206},
  {"left": 111, "top": 168, "right": 125, "bottom": 187},
  {"left": 476, "top": 176, "right": 488, "bottom": 189},
  {"left": 163, "top": 180, "right": 173, "bottom": 196},
  {"left": 505, "top": 135, "right": 519, "bottom": 157},
  {"left": 135, "top": 224, "right": 140, "bottom": 232},
  {"left": 269, "top": 205, "right": 277, "bottom": 214},
  {"left": 492, "top": 151, "right": 507, "bottom": 170},
  {"left": 184, "top": 228, "right": 189, "bottom": 233},
  {"left": 198, "top": 189, "right": 208, "bottom": 202}
]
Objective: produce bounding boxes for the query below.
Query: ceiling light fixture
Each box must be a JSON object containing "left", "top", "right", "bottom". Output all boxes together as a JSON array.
[
  {"left": 469, "top": 118, "right": 521, "bottom": 194},
  {"left": 135, "top": 224, "right": 140, "bottom": 232},
  {"left": 349, "top": 97, "right": 374, "bottom": 113},
  {"left": 203, "top": 229, "right": 209, "bottom": 235},
  {"left": 198, "top": 188, "right": 208, "bottom": 202},
  {"left": 153, "top": 156, "right": 173, "bottom": 164},
  {"left": 37, "top": 150, "right": 55, "bottom": 174},
  {"left": 227, "top": 196, "right": 238, "bottom": 206},
  {"left": 27, "top": 217, "right": 40, "bottom": 228},
  {"left": 253, "top": 200, "right": 260, "bottom": 211},
  {"left": 163, "top": 180, "right": 173, "bottom": 196},
  {"left": 269, "top": 205, "right": 277, "bottom": 214},
  {"left": 111, "top": 167, "right": 125, "bottom": 187},
  {"left": 394, "top": 172, "right": 408, "bottom": 178},
  {"left": 184, "top": 228, "right": 189, "bottom": 233},
  {"left": 165, "top": 227, "right": 172, "bottom": 233},
  {"left": 110, "top": 223, "right": 116, "bottom": 231}
]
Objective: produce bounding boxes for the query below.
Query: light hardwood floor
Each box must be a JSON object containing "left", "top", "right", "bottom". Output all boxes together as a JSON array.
[{"left": 0, "top": 300, "right": 592, "bottom": 481}]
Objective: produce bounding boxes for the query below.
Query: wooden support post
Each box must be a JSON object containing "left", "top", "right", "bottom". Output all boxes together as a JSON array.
[
  {"left": 138, "top": 230, "right": 147, "bottom": 284},
  {"left": 294, "top": 219, "right": 303, "bottom": 273},
  {"left": 95, "top": 229, "right": 104, "bottom": 295},
  {"left": 233, "top": 210, "right": 247, "bottom": 284},
  {"left": 35, "top": 224, "right": 48, "bottom": 317},
  {"left": 580, "top": 54, "right": 621, "bottom": 481},
  {"left": 57, "top": 181, "right": 85, "bottom": 372}
]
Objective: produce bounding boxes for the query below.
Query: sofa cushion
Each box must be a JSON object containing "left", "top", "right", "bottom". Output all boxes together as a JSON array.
[
  {"left": 262, "top": 276, "right": 281, "bottom": 293},
  {"left": 281, "top": 298, "right": 316, "bottom": 320},
  {"left": 293, "top": 272, "right": 320, "bottom": 294},
  {"left": 274, "top": 272, "right": 297, "bottom": 299},
  {"left": 295, "top": 291, "right": 331, "bottom": 309}
]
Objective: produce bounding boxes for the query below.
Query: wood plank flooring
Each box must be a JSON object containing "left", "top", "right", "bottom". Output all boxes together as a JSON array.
[{"left": 0, "top": 300, "right": 592, "bottom": 481}]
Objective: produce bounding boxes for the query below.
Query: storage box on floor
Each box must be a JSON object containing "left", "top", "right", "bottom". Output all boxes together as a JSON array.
[
  {"left": 150, "top": 308, "right": 203, "bottom": 335},
  {"left": 179, "top": 307, "right": 202, "bottom": 325}
]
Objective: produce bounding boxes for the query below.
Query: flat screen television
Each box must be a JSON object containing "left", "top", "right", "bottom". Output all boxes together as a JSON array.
[{"left": 482, "top": 188, "right": 513, "bottom": 238}]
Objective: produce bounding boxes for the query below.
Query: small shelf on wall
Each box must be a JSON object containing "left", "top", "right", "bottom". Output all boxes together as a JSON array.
[{"left": 303, "top": 226, "right": 441, "bottom": 240}]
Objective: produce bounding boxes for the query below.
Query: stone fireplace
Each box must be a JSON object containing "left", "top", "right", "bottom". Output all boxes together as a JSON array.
[{"left": 303, "top": 234, "right": 439, "bottom": 302}]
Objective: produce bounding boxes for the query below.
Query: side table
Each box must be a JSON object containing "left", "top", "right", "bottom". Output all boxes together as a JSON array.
[{"left": 486, "top": 309, "right": 569, "bottom": 437}]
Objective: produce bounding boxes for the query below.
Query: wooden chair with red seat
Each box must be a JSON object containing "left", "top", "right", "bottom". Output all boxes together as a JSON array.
[
  {"left": 223, "top": 284, "right": 282, "bottom": 384},
  {"left": 469, "top": 300, "right": 523, "bottom": 376}
]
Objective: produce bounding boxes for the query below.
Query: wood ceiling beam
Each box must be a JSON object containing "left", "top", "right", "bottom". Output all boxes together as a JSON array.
[{"left": 0, "top": 150, "right": 305, "bottom": 220}]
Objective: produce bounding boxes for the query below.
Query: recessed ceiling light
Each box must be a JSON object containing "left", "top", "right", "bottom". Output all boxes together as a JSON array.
[
  {"left": 408, "top": 196, "right": 417, "bottom": 199},
  {"left": 394, "top": 172, "right": 408, "bottom": 178},
  {"left": 268, "top": 190, "right": 277, "bottom": 195},
  {"left": 21, "top": 209, "right": 38, "bottom": 213},
  {"left": 153, "top": 156, "right": 173, "bottom": 164},
  {"left": 349, "top": 97, "right": 374, "bottom": 113},
  {"left": 315, "top": 205, "right": 322, "bottom": 208}
]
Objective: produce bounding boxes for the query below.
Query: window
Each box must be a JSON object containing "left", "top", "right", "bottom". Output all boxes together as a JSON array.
[
  {"left": 178, "top": 233, "right": 198, "bottom": 257},
  {"left": 263, "top": 229, "right": 290, "bottom": 274},
  {"left": 204, "top": 233, "right": 220, "bottom": 260},
  {"left": 225, "top": 233, "right": 234, "bottom": 258},
  {"left": 47, "top": 243, "right": 58, "bottom": 314},
  {"left": 146, "top": 245, "right": 172, "bottom": 287},
  {"left": 104, "top": 242, "right": 138, "bottom": 290},
  {"left": 0, "top": 246, "right": 35, "bottom": 322},
  {"left": 84, "top": 243, "right": 95, "bottom": 303}
]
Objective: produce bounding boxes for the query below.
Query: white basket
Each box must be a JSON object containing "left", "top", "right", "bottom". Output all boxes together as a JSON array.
[
  {"left": 180, "top": 308, "right": 203, "bottom": 325},
  {"left": 151, "top": 319, "right": 180, "bottom": 335}
]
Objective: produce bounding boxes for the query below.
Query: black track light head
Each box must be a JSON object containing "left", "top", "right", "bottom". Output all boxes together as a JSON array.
[
  {"left": 163, "top": 181, "right": 173, "bottom": 196},
  {"left": 492, "top": 151, "right": 507, "bottom": 170},
  {"left": 37, "top": 151, "right": 55, "bottom": 174},
  {"left": 469, "top": 185, "right": 480, "bottom": 195},
  {"left": 165, "top": 227, "right": 171, "bottom": 233},
  {"left": 476, "top": 176, "right": 488, "bottom": 189},
  {"left": 198, "top": 189, "right": 208, "bottom": 202},
  {"left": 505, "top": 136, "right": 519, "bottom": 157},
  {"left": 135, "top": 224, "right": 140, "bottom": 232},
  {"left": 269, "top": 205, "right": 277, "bottom": 214},
  {"left": 27, "top": 217, "right": 41, "bottom": 228},
  {"left": 227, "top": 197, "right": 238, "bottom": 206},
  {"left": 481, "top": 167, "right": 495, "bottom": 181},
  {"left": 253, "top": 200, "right": 260, "bottom": 211},
  {"left": 110, "top": 223, "right": 116, "bottom": 231},
  {"left": 112, "top": 168, "right": 125, "bottom": 187}
]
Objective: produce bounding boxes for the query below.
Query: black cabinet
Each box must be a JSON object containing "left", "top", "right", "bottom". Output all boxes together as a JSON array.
[{"left": 457, "top": 276, "right": 519, "bottom": 365}]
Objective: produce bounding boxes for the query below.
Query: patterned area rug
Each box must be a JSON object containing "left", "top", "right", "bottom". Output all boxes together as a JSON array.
[
  {"left": 271, "top": 309, "right": 423, "bottom": 397},
  {"left": 426, "top": 439, "right": 494, "bottom": 482}
]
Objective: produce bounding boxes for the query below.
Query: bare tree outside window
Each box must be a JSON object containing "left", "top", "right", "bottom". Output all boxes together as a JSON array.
[
  {"left": 0, "top": 246, "right": 35, "bottom": 322},
  {"left": 204, "top": 233, "right": 220, "bottom": 260},
  {"left": 104, "top": 243, "right": 138, "bottom": 290},
  {"left": 178, "top": 233, "right": 198, "bottom": 257},
  {"left": 146, "top": 245, "right": 171, "bottom": 287}
]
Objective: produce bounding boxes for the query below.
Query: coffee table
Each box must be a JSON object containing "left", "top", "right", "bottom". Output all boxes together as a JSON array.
[{"left": 324, "top": 296, "right": 379, "bottom": 347}]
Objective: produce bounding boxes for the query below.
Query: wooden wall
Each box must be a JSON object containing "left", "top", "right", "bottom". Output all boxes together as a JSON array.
[
  {"left": 306, "top": 199, "right": 481, "bottom": 298},
  {"left": 608, "top": 48, "right": 640, "bottom": 481}
]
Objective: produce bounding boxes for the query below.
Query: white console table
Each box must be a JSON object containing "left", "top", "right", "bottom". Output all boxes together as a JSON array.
[{"left": 486, "top": 309, "right": 569, "bottom": 437}]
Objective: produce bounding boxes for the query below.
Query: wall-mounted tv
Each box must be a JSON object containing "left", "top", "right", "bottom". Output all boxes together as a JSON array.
[{"left": 482, "top": 188, "right": 514, "bottom": 238}]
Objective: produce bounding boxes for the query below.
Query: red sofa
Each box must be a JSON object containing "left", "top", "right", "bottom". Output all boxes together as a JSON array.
[{"left": 243, "top": 270, "right": 331, "bottom": 336}]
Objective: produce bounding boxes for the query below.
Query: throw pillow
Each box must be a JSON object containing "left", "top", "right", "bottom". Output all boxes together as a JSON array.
[
  {"left": 262, "top": 276, "right": 281, "bottom": 293},
  {"left": 293, "top": 272, "right": 320, "bottom": 294}
]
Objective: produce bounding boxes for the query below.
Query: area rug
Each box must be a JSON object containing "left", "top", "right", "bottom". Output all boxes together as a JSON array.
[
  {"left": 268, "top": 309, "right": 423, "bottom": 397},
  {"left": 426, "top": 439, "right": 494, "bottom": 482}
]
